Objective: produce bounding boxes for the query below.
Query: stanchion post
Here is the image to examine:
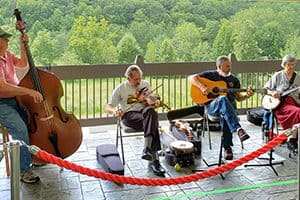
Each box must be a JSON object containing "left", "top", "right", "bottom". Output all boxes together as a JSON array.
[
  {"left": 10, "top": 141, "right": 20, "bottom": 200},
  {"left": 298, "top": 131, "right": 299, "bottom": 200}
]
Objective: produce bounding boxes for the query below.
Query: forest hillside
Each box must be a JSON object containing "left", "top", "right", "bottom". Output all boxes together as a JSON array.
[{"left": 1, "top": 0, "right": 299, "bottom": 65}]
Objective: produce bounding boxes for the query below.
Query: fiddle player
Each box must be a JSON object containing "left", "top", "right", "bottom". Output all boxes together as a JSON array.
[
  {"left": 106, "top": 64, "right": 166, "bottom": 177},
  {"left": 0, "top": 25, "right": 43, "bottom": 183},
  {"left": 189, "top": 55, "right": 253, "bottom": 160}
]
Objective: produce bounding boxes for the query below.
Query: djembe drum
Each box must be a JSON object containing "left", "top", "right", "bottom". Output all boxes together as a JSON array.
[{"left": 165, "top": 140, "right": 194, "bottom": 167}]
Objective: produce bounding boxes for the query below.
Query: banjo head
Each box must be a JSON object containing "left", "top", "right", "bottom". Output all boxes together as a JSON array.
[{"left": 261, "top": 95, "right": 280, "bottom": 110}]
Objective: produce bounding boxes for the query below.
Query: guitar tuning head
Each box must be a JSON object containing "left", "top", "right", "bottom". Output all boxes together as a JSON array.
[{"left": 262, "top": 88, "right": 268, "bottom": 94}]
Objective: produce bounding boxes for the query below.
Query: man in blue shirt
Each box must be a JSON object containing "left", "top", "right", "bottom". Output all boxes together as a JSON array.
[{"left": 189, "top": 55, "right": 253, "bottom": 160}]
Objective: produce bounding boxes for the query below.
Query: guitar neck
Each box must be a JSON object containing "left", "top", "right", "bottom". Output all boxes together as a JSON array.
[{"left": 219, "top": 88, "right": 247, "bottom": 93}]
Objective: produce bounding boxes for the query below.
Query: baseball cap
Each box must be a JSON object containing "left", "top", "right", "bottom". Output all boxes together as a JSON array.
[{"left": 0, "top": 27, "right": 12, "bottom": 38}]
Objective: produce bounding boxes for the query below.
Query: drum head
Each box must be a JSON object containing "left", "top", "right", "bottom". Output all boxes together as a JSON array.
[{"left": 170, "top": 140, "right": 194, "bottom": 154}]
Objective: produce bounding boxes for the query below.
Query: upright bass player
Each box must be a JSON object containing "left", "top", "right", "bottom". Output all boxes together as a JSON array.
[{"left": 0, "top": 23, "right": 43, "bottom": 183}]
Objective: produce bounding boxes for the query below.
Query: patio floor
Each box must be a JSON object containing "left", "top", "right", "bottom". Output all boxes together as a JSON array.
[{"left": 0, "top": 115, "right": 298, "bottom": 200}]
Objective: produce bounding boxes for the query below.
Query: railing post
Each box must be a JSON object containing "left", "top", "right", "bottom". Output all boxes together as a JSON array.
[
  {"left": 10, "top": 141, "right": 20, "bottom": 200},
  {"left": 134, "top": 55, "right": 144, "bottom": 66}
]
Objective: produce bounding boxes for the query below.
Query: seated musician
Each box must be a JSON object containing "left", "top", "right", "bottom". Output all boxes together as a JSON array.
[
  {"left": 106, "top": 64, "right": 166, "bottom": 177},
  {"left": 263, "top": 54, "right": 298, "bottom": 152},
  {"left": 0, "top": 25, "right": 43, "bottom": 183},
  {"left": 189, "top": 55, "right": 253, "bottom": 160}
]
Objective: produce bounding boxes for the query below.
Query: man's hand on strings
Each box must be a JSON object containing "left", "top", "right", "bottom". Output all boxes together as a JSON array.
[
  {"left": 246, "top": 87, "right": 254, "bottom": 97},
  {"left": 200, "top": 85, "right": 208, "bottom": 96},
  {"left": 115, "top": 109, "right": 124, "bottom": 117}
]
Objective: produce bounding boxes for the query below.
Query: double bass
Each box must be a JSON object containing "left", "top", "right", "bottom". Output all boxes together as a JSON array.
[{"left": 14, "top": 9, "right": 82, "bottom": 164}]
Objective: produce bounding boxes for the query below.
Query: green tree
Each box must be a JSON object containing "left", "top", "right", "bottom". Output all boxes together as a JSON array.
[
  {"left": 31, "top": 30, "right": 57, "bottom": 65},
  {"left": 129, "top": 21, "right": 171, "bottom": 52},
  {"left": 145, "top": 40, "right": 157, "bottom": 62},
  {"left": 203, "top": 20, "right": 220, "bottom": 45},
  {"left": 232, "top": 20, "right": 261, "bottom": 60},
  {"left": 69, "top": 16, "right": 118, "bottom": 64},
  {"left": 282, "top": 32, "right": 300, "bottom": 57},
  {"left": 173, "top": 22, "right": 203, "bottom": 61},
  {"left": 191, "top": 41, "right": 212, "bottom": 61},
  {"left": 213, "top": 7, "right": 296, "bottom": 60},
  {"left": 157, "top": 38, "right": 175, "bottom": 62},
  {"left": 117, "top": 33, "right": 142, "bottom": 63},
  {"left": 212, "top": 20, "right": 234, "bottom": 58}
]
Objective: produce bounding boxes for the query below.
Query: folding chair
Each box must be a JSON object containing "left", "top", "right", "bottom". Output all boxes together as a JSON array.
[{"left": 116, "top": 118, "right": 143, "bottom": 164}]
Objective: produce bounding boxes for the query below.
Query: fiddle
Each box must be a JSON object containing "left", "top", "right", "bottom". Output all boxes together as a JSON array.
[
  {"left": 173, "top": 120, "right": 193, "bottom": 140},
  {"left": 127, "top": 86, "right": 171, "bottom": 110}
]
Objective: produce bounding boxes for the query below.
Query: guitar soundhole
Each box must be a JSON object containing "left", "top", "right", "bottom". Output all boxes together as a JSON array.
[{"left": 212, "top": 87, "right": 220, "bottom": 93}]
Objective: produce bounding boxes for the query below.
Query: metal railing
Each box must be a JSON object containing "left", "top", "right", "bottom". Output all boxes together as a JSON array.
[{"left": 18, "top": 54, "right": 283, "bottom": 126}]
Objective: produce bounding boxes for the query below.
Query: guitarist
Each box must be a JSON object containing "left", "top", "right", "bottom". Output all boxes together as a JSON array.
[
  {"left": 189, "top": 55, "right": 254, "bottom": 160},
  {"left": 263, "top": 54, "right": 298, "bottom": 153}
]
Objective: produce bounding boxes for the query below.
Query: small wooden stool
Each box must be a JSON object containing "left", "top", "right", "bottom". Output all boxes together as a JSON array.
[{"left": 0, "top": 125, "right": 10, "bottom": 176}]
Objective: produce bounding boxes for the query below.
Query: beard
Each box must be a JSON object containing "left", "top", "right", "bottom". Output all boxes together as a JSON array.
[{"left": 218, "top": 70, "right": 231, "bottom": 77}]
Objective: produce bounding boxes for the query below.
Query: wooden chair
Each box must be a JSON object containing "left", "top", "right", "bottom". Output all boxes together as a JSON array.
[{"left": 0, "top": 125, "right": 10, "bottom": 176}]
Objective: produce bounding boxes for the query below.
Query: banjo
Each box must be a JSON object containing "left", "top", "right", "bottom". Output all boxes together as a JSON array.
[{"left": 261, "top": 86, "right": 300, "bottom": 110}]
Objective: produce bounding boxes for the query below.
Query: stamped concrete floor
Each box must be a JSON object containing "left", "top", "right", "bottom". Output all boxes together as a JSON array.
[{"left": 0, "top": 115, "right": 298, "bottom": 200}]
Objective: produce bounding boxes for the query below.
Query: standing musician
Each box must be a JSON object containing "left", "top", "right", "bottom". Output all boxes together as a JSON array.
[
  {"left": 189, "top": 55, "right": 253, "bottom": 160},
  {"left": 106, "top": 64, "right": 166, "bottom": 177},
  {"left": 263, "top": 54, "right": 298, "bottom": 152},
  {"left": 0, "top": 24, "right": 43, "bottom": 183}
]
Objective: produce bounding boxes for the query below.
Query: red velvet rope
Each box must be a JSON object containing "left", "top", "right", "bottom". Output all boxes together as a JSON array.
[{"left": 36, "top": 133, "right": 287, "bottom": 186}]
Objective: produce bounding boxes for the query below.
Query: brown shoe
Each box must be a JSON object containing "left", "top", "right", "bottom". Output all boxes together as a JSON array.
[
  {"left": 21, "top": 170, "right": 40, "bottom": 184},
  {"left": 224, "top": 146, "right": 233, "bottom": 160},
  {"left": 237, "top": 128, "right": 250, "bottom": 142}
]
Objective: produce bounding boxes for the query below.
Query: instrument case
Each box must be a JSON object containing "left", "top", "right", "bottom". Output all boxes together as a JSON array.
[
  {"left": 96, "top": 144, "right": 124, "bottom": 175},
  {"left": 246, "top": 107, "right": 265, "bottom": 126}
]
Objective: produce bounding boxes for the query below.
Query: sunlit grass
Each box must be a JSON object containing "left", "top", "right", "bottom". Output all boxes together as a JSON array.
[{"left": 59, "top": 74, "right": 264, "bottom": 119}]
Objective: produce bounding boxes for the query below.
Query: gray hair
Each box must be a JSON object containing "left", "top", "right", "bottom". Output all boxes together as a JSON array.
[
  {"left": 216, "top": 55, "right": 230, "bottom": 67},
  {"left": 281, "top": 54, "right": 296, "bottom": 68},
  {"left": 124, "top": 64, "right": 143, "bottom": 78}
]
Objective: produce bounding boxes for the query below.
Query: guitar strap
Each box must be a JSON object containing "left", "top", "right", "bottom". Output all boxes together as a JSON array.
[{"left": 289, "top": 72, "right": 297, "bottom": 88}]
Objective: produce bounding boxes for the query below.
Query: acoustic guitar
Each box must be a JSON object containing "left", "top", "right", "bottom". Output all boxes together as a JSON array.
[
  {"left": 190, "top": 77, "right": 266, "bottom": 104},
  {"left": 261, "top": 86, "right": 300, "bottom": 110}
]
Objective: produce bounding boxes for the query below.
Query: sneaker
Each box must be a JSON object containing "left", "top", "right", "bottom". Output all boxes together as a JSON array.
[
  {"left": 149, "top": 160, "right": 166, "bottom": 177},
  {"left": 21, "top": 170, "right": 40, "bottom": 184},
  {"left": 237, "top": 128, "right": 250, "bottom": 142},
  {"left": 224, "top": 146, "right": 233, "bottom": 160},
  {"left": 141, "top": 147, "right": 153, "bottom": 161}
]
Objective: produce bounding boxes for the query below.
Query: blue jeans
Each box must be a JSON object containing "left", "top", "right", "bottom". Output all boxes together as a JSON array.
[
  {"left": 206, "top": 96, "right": 241, "bottom": 147},
  {"left": 263, "top": 111, "right": 273, "bottom": 130},
  {"left": 0, "top": 98, "right": 32, "bottom": 173}
]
